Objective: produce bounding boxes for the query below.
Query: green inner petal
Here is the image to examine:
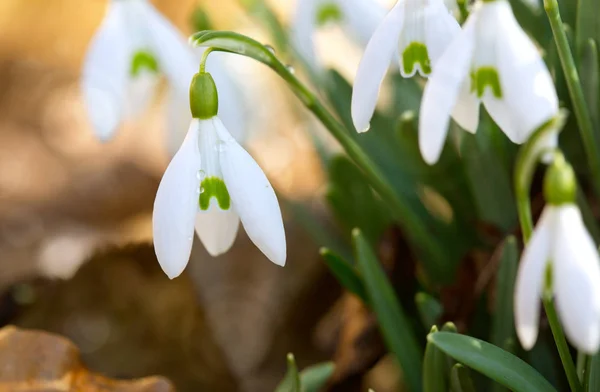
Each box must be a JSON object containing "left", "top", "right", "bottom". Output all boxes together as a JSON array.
[
  {"left": 199, "top": 177, "right": 231, "bottom": 211},
  {"left": 316, "top": 2, "right": 343, "bottom": 26},
  {"left": 471, "top": 67, "right": 503, "bottom": 98},
  {"left": 401, "top": 42, "right": 432, "bottom": 76},
  {"left": 131, "top": 50, "right": 159, "bottom": 76}
]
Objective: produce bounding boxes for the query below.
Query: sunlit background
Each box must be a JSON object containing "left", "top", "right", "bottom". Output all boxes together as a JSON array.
[{"left": 0, "top": 0, "right": 403, "bottom": 391}]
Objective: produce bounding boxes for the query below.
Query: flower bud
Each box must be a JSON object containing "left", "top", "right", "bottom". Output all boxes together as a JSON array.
[
  {"left": 190, "top": 72, "right": 218, "bottom": 119},
  {"left": 544, "top": 156, "right": 576, "bottom": 205}
]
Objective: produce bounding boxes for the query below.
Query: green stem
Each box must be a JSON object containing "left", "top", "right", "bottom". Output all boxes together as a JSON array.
[
  {"left": 270, "top": 62, "right": 432, "bottom": 245},
  {"left": 514, "top": 114, "right": 582, "bottom": 392},
  {"left": 544, "top": 0, "right": 600, "bottom": 197},
  {"left": 543, "top": 296, "right": 583, "bottom": 392},
  {"left": 199, "top": 48, "right": 214, "bottom": 73}
]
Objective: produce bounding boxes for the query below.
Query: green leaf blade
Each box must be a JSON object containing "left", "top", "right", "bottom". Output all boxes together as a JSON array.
[
  {"left": 352, "top": 229, "right": 423, "bottom": 392},
  {"left": 320, "top": 248, "right": 368, "bottom": 303},
  {"left": 429, "top": 332, "right": 557, "bottom": 392}
]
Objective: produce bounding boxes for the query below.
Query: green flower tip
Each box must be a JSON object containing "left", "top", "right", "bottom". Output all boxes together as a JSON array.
[
  {"left": 131, "top": 50, "right": 159, "bottom": 76},
  {"left": 351, "top": 228, "right": 362, "bottom": 238},
  {"left": 190, "top": 72, "right": 219, "bottom": 119},
  {"left": 316, "top": 2, "right": 343, "bottom": 26},
  {"left": 429, "top": 325, "right": 439, "bottom": 334},
  {"left": 441, "top": 321, "right": 457, "bottom": 333},
  {"left": 319, "top": 247, "right": 330, "bottom": 257},
  {"left": 471, "top": 67, "right": 503, "bottom": 98},
  {"left": 543, "top": 155, "right": 576, "bottom": 205},
  {"left": 199, "top": 177, "right": 230, "bottom": 210},
  {"left": 402, "top": 42, "right": 431, "bottom": 76}
]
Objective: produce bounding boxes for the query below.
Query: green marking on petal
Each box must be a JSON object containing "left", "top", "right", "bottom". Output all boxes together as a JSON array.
[
  {"left": 401, "top": 42, "right": 432, "bottom": 76},
  {"left": 131, "top": 50, "right": 159, "bottom": 76},
  {"left": 471, "top": 67, "right": 503, "bottom": 98},
  {"left": 316, "top": 2, "right": 343, "bottom": 26},
  {"left": 199, "top": 177, "right": 231, "bottom": 211}
]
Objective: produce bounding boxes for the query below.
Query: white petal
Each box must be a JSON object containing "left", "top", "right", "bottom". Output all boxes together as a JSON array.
[
  {"left": 423, "top": 0, "right": 461, "bottom": 67},
  {"left": 139, "top": 1, "right": 198, "bottom": 94},
  {"left": 553, "top": 205, "right": 600, "bottom": 353},
  {"left": 338, "top": 0, "right": 387, "bottom": 48},
  {"left": 81, "top": 1, "right": 131, "bottom": 141},
  {"left": 195, "top": 201, "right": 240, "bottom": 257},
  {"left": 165, "top": 86, "right": 192, "bottom": 157},
  {"left": 125, "top": 69, "right": 159, "bottom": 119},
  {"left": 213, "top": 118, "right": 286, "bottom": 266},
  {"left": 419, "top": 14, "right": 477, "bottom": 164},
  {"left": 290, "top": 0, "right": 320, "bottom": 70},
  {"left": 152, "top": 120, "right": 201, "bottom": 279},
  {"left": 351, "top": 1, "right": 404, "bottom": 133},
  {"left": 205, "top": 51, "right": 248, "bottom": 143},
  {"left": 481, "top": 1, "right": 558, "bottom": 144},
  {"left": 514, "top": 206, "right": 554, "bottom": 350},
  {"left": 452, "top": 80, "right": 480, "bottom": 133}
]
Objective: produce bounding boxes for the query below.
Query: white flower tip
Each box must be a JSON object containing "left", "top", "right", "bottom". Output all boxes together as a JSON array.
[
  {"left": 270, "top": 248, "right": 286, "bottom": 267},
  {"left": 356, "top": 123, "right": 371, "bottom": 134},
  {"left": 83, "top": 87, "right": 120, "bottom": 142},
  {"left": 516, "top": 324, "right": 538, "bottom": 350}
]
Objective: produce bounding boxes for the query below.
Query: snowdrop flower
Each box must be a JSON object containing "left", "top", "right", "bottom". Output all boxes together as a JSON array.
[
  {"left": 419, "top": 0, "right": 558, "bottom": 164},
  {"left": 291, "top": 0, "right": 387, "bottom": 71},
  {"left": 152, "top": 72, "right": 286, "bottom": 279},
  {"left": 515, "top": 158, "right": 600, "bottom": 353},
  {"left": 82, "top": 0, "right": 245, "bottom": 150},
  {"left": 351, "top": 0, "right": 460, "bottom": 133}
]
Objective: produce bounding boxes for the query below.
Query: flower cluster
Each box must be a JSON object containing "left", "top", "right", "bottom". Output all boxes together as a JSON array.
[{"left": 351, "top": 0, "right": 558, "bottom": 164}]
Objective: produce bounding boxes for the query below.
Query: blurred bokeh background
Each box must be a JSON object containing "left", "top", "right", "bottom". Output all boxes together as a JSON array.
[{"left": 0, "top": 0, "right": 401, "bottom": 391}]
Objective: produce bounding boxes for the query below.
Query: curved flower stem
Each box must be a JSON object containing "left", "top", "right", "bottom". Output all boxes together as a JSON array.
[
  {"left": 514, "top": 114, "right": 582, "bottom": 392},
  {"left": 269, "top": 61, "right": 433, "bottom": 245},
  {"left": 544, "top": 0, "right": 600, "bottom": 197}
]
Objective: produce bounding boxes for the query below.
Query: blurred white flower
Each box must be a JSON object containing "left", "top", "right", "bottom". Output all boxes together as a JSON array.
[
  {"left": 418, "top": 0, "right": 558, "bottom": 164},
  {"left": 351, "top": 0, "right": 460, "bottom": 133},
  {"left": 514, "top": 204, "right": 600, "bottom": 353},
  {"left": 291, "top": 0, "right": 387, "bottom": 71},
  {"left": 81, "top": 0, "right": 245, "bottom": 154},
  {"left": 152, "top": 73, "right": 286, "bottom": 279}
]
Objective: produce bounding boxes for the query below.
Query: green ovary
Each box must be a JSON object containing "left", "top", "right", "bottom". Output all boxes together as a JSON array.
[
  {"left": 199, "top": 177, "right": 231, "bottom": 211},
  {"left": 316, "top": 2, "right": 343, "bottom": 26},
  {"left": 471, "top": 67, "right": 503, "bottom": 98},
  {"left": 130, "top": 51, "right": 159, "bottom": 76},
  {"left": 401, "top": 42, "right": 431, "bottom": 76}
]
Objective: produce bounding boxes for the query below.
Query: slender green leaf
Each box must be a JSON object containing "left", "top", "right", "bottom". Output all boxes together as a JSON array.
[
  {"left": 429, "top": 332, "right": 557, "bottom": 392},
  {"left": 353, "top": 229, "right": 423, "bottom": 392},
  {"left": 320, "top": 248, "right": 367, "bottom": 303},
  {"left": 580, "top": 39, "right": 600, "bottom": 134},
  {"left": 275, "top": 353, "right": 301, "bottom": 392},
  {"left": 491, "top": 236, "right": 518, "bottom": 356},
  {"left": 576, "top": 0, "right": 600, "bottom": 56},
  {"left": 300, "top": 362, "right": 335, "bottom": 392},
  {"left": 424, "top": 326, "right": 449, "bottom": 392},
  {"left": 586, "top": 351, "right": 600, "bottom": 392},
  {"left": 450, "top": 364, "right": 477, "bottom": 392},
  {"left": 415, "top": 292, "right": 442, "bottom": 329}
]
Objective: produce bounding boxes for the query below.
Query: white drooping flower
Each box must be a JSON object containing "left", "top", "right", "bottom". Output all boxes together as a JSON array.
[
  {"left": 291, "top": 0, "right": 387, "bottom": 71},
  {"left": 152, "top": 72, "right": 286, "bottom": 279},
  {"left": 81, "top": 0, "right": 245, "bottom": 151},
  {"left": 514, "top": 160, "right": 600, "bottom": 354},
  {"left": 419, "top": 0, "right": 558, "bottom": 164},
  {"left": 351, "top": 0, "right": 460, "bottom": 133}
]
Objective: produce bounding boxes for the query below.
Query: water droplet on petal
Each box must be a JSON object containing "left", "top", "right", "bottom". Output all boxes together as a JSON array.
[
  {"left": 197, "top": 170, "right": 206, "bottom": 180},
  {"left": 265, "top": 44, "right": 275, "bottom": 54},
  {"left": 200, "top": 187, "right": 205, "bottom": 194},
  {"left": 286, "top": 65, "right": 295, "bottom": 74}
]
